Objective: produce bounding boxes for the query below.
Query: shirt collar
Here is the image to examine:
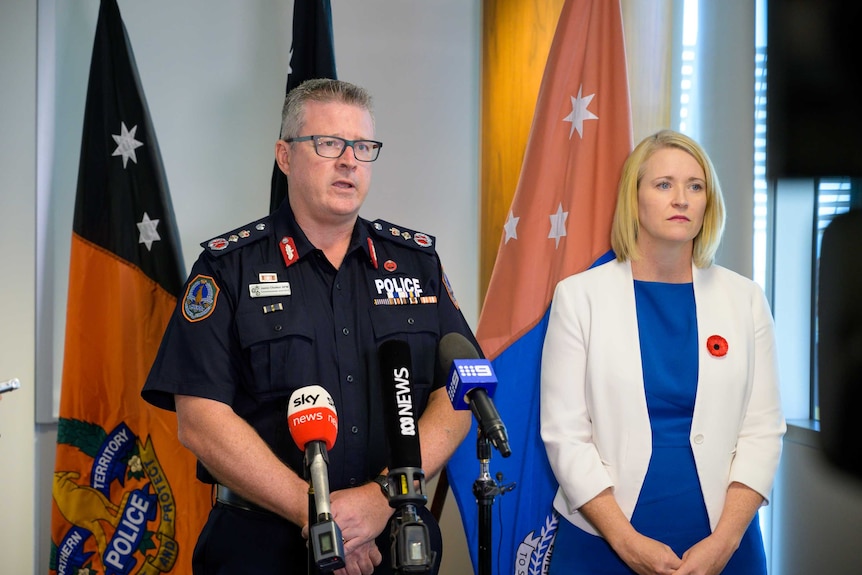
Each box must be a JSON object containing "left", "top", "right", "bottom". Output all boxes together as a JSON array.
[{"left": 272, "top": 199, "right": 378, "bottom": 269}]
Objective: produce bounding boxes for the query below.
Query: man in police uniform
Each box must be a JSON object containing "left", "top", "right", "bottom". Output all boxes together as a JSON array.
[{"left": 142, "top": 79, "right": 477, "bottom": 574}]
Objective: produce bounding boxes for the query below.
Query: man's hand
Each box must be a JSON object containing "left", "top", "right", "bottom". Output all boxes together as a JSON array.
[
  {"left": 334, "top": 539, "right": 384, "bottom": 575},
  {"left": 302, "top": 482, "right": 392, "bottom": 575}
]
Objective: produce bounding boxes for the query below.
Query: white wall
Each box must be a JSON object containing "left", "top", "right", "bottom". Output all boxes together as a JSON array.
[
  {"left": 696, "top": 0, "right": 755, "bottom": 277},
  {"left": 31, "top": 1, "right": 480, "bottom": 573},
  {"left": 0, "top": 0, "right": 37, "bottom": 571}
]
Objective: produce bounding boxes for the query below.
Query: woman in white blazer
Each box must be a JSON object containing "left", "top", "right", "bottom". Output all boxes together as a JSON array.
[{"left": 541, "top": 130, "right": 785, "bottom": 575}]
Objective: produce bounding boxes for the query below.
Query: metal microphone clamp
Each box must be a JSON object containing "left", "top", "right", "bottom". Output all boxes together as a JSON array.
[{"left": 384, "top": 466, "right": 436, "bottom": 573}]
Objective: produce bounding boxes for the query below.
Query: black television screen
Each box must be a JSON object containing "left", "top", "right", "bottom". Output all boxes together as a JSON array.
[{"left": 767, "top": 0, "right": 862, "bottom": 178}]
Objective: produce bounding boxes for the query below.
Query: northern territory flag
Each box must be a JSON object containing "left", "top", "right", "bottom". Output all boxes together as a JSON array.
[
  {"left": 269, "top": 0, "right": 337, "bottom": 213},
  {"left": 446, "top": 0, "right": 633, "bottom": 572},
  {"left": 49, "top": 2, "right": 210, "bottom": 574}
]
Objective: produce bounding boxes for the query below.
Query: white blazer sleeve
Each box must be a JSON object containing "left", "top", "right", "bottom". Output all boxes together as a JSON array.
[
  {"left": 728, "top": 283, "right": 786, "bottom": 500},
  {"left": 541, "top": 278, "right": 613, "bottom": 513}
]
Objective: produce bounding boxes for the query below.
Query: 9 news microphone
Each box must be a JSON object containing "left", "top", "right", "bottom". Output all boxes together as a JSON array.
[
  {"left": 439, "top": 333, "right": 511, "bottom": 457},
  {"left": 378, "top": 339, "right": 436, "bottom": 573},
  {"left": 287, "top": 385, "right": 345, "bottom": 572}
]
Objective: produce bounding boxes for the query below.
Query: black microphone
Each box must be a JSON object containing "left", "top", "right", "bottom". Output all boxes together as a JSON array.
[
  {"left": 439, "top": 332, "right": 511, "bottom": 457},
  {"left": 378, "top": 339, "right": 436, "bottom": 573}
]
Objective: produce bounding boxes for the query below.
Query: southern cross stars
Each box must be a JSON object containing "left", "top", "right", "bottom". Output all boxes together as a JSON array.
[
  {"left": 548, "top": 203, "right": 568, "bottom": 248},
  {"left": 137, "top": 212, "right": 161, "bottom": 251},
  {"left": 501, "top": 85, "right": 596, "bottom": 249},
  {"left": 501, "top": 203, "right": 569, "bottom": 249},
  {"left": 112, "top": 122, "right": 144, "bottom": 168},
  {"left": 504, "top": 210, "right": 520, "bottom": 244},
  {"left": 563, "top": 84, "right": 599, "bottom": 139}
]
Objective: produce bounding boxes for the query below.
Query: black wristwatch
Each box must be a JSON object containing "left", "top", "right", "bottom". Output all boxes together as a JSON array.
[{"left": 371, "top": 474, "right": 390, "bottom": 499}]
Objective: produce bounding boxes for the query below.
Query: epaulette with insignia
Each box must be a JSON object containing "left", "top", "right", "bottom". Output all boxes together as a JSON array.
[
  {"left": 201, "top": 215, "right": 271, "bottom": 257},
  {"left": 369, "top": 219, "right": 436, "bottom": 251}
]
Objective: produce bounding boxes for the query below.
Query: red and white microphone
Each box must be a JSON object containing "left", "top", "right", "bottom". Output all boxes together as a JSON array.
[
  {"left": 288, "top": 385, "right": 338, "bottom": 451},
  {"left": 287, "top": 385, "right": 345, "bottom": 572}
]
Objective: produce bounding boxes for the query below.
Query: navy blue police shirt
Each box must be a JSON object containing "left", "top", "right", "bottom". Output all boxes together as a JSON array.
[{"left": 142, "top": 200, "right": 479, "bottom": 493}]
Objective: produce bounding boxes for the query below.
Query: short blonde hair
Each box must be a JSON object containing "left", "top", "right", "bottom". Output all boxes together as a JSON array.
[{"left": 610, "top": 129, "right": 726, "bottom": 268}]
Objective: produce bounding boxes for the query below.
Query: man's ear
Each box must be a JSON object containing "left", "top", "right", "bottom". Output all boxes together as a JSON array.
[{"left": 275, "top": 139, "right": 290, "bottom": 175}]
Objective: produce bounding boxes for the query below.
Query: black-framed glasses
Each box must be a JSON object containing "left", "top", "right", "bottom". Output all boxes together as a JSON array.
[{"left": 284, "top": 135, "right": 383, "bottom": 162}]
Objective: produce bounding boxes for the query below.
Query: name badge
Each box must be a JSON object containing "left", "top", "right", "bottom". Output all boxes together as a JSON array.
[{"left": 249, "top": 282, "right": 291, "bottom": 298}]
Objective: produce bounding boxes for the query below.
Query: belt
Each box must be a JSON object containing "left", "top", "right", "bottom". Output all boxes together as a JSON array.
[{"left": 215, "top": 484, "right": 271, "bottom": 515}]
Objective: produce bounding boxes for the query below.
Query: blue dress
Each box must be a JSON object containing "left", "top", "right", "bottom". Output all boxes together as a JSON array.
[{"left": 549, "top": 281, "right": 766, "bottom": 574}]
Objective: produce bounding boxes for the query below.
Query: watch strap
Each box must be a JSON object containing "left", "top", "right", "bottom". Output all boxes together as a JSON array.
[{"left": 372, "top": 474, "right": 390, "bottom": 498}]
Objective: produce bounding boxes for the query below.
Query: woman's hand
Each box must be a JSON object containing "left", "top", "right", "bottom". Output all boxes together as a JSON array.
[{"left": 616, "top": 531, "right": 683, "bottom": 575}]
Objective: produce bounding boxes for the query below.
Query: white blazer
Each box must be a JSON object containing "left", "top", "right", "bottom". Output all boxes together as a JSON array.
[{"left": 540, "top": 259, "right": 785, "bottom": 536}]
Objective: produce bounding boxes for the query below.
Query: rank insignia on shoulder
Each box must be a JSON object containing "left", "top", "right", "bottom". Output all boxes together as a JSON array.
[
  {"left": 208, "top": 238, "right": 229, "bottom": 251},
  {"left": 201, "top": 216, "right": 270, "bottom": 256},
  {"left": 413, "top": 232, "right": 433, "bottom": 248},
  {"left": 370, "top": 219, "right": 435, "bottom": 250},
  {"left": 183, "top": 275, "right": 219, "bottom": 322}
]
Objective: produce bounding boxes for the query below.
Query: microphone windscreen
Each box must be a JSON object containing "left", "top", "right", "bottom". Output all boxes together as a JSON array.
[
  {"left": 378, "top": 339, "right": 422, "bottom": 469},
  {"left": 287, "top": 385, "right": 338, "bottom": 451},
  {"left": 440, "top": 332, "right": 498, "bottom": 410},
  {"left": 438, "top": 332, "right": 480, "bottom": 372}
]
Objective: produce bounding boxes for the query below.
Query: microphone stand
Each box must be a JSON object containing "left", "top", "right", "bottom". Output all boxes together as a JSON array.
[
  {"left": 473, "top": 426, "right": 516, "bottom": 575},
  {"left": 305, "top": 442, "right": 346, "bottom": 573}
]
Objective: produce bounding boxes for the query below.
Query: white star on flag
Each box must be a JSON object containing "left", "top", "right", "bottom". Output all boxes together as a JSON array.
[
  {"left": 563, "top": 84, "right": 599, "bottom": 139},
  {"left": 503, "top": 210, "right": 520, "bottom": 244},
  {"left": 112, "top": 122, "right": 144, "bottom": 168},
  {"left": 548, "top": 202, "right": 568, "bottom": 249},
  {"left": 137, "top": 212, "right": 161, "bottom": 251}
]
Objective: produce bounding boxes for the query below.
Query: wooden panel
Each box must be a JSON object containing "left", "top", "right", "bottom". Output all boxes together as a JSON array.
[{"left": 480, "top": 0, "right": 565, "bottom": 305}]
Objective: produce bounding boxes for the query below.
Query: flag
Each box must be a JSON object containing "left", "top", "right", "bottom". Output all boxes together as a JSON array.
[
  {"left": 49, "top": 2, "right": 210, "bottom": 574},
  {"left": 446, "top": 0, "right": 632, "bottom": 572},
  {"left": 269, "top": 0, "right": 337, "bottom": 213}
]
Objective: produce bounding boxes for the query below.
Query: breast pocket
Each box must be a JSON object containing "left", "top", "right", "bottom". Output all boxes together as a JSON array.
[
  {"left": 370, "top": 304, "right": 440, "bottom": 405},
  {"left": 236, "top": 305, "right": 314, "bottom": 400}
]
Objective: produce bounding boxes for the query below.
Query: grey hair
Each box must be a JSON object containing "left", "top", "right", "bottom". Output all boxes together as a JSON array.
[{"left": 279, "top": 78, "right": 375, "bottom": 140}]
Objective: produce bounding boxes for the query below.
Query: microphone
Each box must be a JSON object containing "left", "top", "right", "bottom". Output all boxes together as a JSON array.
[
  {"left": 287, "top": 385, "right": 345, "bottom": 572},
  {"left": 439, "top": 333, "right": 511, "bottom": 457},
  {"left": 0, "top": 378, "right": 21, "bottom": 394},
  {"left": 378, "top": 339, "right": 436, "bottom": 573}
]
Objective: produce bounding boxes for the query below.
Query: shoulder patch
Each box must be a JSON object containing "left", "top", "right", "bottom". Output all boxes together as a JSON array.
[
  {"left": 183, "top": 274, "right": 219, "bottom": 322},
  {"left": 200, "top": 216, "right": 271, "bottom": 257},
  {"left": 442, "top": 268, "right": 460, "bottom": 310},
  {"left": 369, "top": 219, "right": 436, "bottom": 250}
]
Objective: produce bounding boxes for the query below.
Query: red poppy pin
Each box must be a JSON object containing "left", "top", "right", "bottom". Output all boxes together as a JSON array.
[{"left": 706, "top": 335, "right": 728, "bottom": 358}]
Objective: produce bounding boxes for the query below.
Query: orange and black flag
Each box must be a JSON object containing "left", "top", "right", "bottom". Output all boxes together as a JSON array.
[
  {"left": 269, "top": 0, "right": 337, "bottom": 213},
  {"left": 49, "top": 1, "right": 209, "bottom": 574}
]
